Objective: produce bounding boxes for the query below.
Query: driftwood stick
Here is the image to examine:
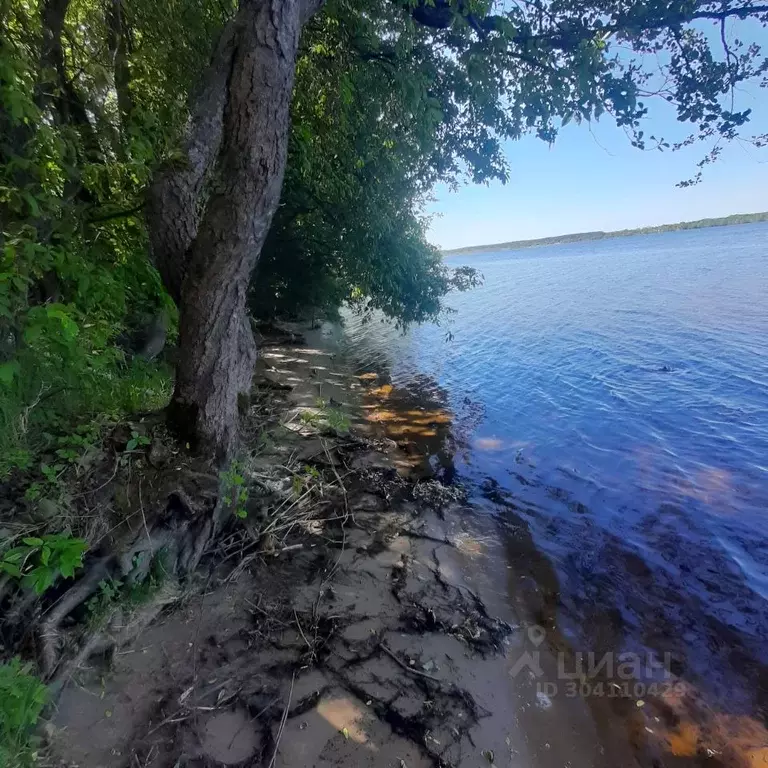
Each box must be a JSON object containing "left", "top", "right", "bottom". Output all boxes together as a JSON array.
[{"left": 379, "top": 642, "right": 441, "bottom": 682}]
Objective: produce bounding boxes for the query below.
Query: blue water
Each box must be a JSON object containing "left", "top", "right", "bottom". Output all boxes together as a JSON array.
[{"left": 336, "top": 222, "right": 768, "bottom": 723}]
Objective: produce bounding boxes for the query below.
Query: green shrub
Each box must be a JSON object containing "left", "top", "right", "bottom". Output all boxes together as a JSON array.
[
  {"left": 0, "top": 32, "right": 173, "bottom": 481},
  {"left": 0, "top": 658, "right": 48, "bottom": 768},
  {"left": 221, "top": 462, "right": 249, "bottom": 519}
]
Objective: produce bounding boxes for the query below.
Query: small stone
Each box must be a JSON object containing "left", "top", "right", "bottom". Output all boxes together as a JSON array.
[{"left": 148, "top": 438, "right": 171, "bottom": 468}]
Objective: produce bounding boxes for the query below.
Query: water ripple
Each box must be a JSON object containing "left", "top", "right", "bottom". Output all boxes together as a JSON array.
[{"left": 336, "top": 222, "right": 768, "bottom": 728}]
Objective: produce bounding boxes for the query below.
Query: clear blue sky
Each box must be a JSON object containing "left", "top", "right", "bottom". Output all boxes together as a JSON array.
[{"left": 428, "top": 78, "right": 768, "bottom": 250}]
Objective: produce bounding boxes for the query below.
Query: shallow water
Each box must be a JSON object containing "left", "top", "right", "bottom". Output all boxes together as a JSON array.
[{"left": 329, "top": 222, "right": 768, "bottom": 763}]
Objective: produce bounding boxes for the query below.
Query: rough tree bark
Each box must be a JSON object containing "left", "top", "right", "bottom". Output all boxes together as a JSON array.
[
  {"left": 146, "top": 22, "right": 238, "bottom": 303},
  {"left": 147, "top": 0, "right": 323, "bottom": 459}
]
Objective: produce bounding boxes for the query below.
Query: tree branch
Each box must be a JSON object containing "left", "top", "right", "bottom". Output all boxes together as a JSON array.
[
  {"left": 88, "top": 200, "right": 145, "bottom": 223},
  {"left": 692, "top": 4, "right": 768, "bottom": 20}
]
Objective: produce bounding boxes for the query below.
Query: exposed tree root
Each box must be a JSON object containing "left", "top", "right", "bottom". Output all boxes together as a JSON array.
[
  {"left": 49, "top": 580, "right": 181, "bottom": 694},
  {"left": 379, "top": 642, "right": 442, "bottom": 682},
  {"left": 39, "top": 555, "right": 114, "bottom": 678},
  {"left": 1, "top": 466, "right": 228, "bottom": 684},
  {"left": 5, "top": 587, "right": 41, "bottom": 628}
]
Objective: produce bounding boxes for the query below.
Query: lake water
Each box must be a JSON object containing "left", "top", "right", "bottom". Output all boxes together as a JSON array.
[{"left": 331, "top": 222, "right": 768, "bottom": 764}]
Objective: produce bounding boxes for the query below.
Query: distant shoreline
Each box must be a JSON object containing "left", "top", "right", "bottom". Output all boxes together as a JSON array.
[{"left": 442, "top": 211, "right": 768, "bottom": 257}]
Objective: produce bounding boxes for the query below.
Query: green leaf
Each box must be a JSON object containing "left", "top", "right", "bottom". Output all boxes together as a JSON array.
[
  {"left": 45, "top": 304, "right": 80, "bottom": 340},
  {"left": 3, "top": 548, "right": 28, "bottom": 563},
  {"left": 23, "top": 568, "right": 54, "bottom": 594},
  {"left": 22, "top": 191, "right": 40, "bottom": 217},
  {"left": 22, "top": 537, "right": 44, "bottom": 547},
  {"left": 0, "top": 562, "right": 22, "bottom": 578},
  {"left": 0, "top": 361, "right": 19, "bottom": 386}
]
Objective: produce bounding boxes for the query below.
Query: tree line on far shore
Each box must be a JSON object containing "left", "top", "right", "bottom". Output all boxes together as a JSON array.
[{"left": 444, "top": 212, "right": 768, "bottom": 256}]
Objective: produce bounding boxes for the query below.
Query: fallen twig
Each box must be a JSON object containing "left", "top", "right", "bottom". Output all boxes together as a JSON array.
[
  {"left": 268, "top": 672, "right": 295, "bottom": 768},
  {"left": 380, "top": 643, "right": 441, "bottom": 682},
  {"left": 294, "top": 609, "right": 314, "bottom": 661}
]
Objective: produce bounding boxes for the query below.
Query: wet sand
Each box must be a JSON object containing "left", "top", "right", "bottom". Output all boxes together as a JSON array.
[{"left": 48, "top": 328, "right": 641, "bottom": 768}]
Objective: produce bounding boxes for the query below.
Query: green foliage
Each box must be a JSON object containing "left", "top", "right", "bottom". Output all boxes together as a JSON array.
[
  {"left": 0, "top": 533, "right": 87, "bottom": 594},
  {"left": 221, "top": 462, "right": 249, "bottom": 519},
  {"left": 253, "top": 2, "right": 487, "bottom": 325},
  {"left": 86, "top": 561, "right": 165, "bottom": 625},
  {"left": 252, "top": 0, "right": 766, "bottom": 322},
  {"left": 124, "top": 430, "right": 151, "bottom": 454},
  {"left": 86, "top": 576, "right": 124, "bottom": 623},
  {"left": 0, "top": 0, "right": 766, "bottom": 482},
  {"left": 0, "top": 0, "right": 182, "bottom": 478},
  {"left": 292, "top": 464, "right": 322, "bottom": 497},
  {"left": 301, "top": 400, "right": 351, "bottom": 433},
  {"left": 299, "top": 410, "right": 322, "bottom": 427},
  {"left": 0, "top": 658, "right": 48, "bottom": 768},
  {"left": 325, "top": 407, "right": 351, "bottom": 434}
]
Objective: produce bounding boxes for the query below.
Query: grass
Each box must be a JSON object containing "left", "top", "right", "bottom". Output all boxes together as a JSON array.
[
  {"left": 300, "top": 398, "right": 351, "bottom": 434},
  {"left": 0, "top": 355, "right": 173, "bottom": 480}
]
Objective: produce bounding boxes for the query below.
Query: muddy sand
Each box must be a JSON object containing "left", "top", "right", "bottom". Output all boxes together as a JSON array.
[{"left": 46, "top": 329, "right": 640, "bottom": 768}]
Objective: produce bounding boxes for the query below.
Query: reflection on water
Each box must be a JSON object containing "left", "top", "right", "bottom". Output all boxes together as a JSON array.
[
  {"left": 322, "top": 223, "right": 768, "bottom": 767},
  {"left": 351, "top": 365, "right": 484, "bottom": 481}
]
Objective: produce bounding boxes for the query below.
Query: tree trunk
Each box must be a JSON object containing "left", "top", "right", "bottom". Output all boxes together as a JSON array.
[
  {"left": 38, "top": 0, "right": 70, "bottom": 113},
  {"left": 107, "top": 0, "right": 133, "bottom": 136},
  {"left": 145, "top": 21, "right": 238, "bottom": 303},
  {"left": 149, "top": 0, "right": 322, "bottom": 459},
  {"left": 39, "top": 0, "right": 102, "bottom": 160}
]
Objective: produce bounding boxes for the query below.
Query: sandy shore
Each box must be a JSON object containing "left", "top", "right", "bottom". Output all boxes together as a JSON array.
[{"left": 47, "top": 327, "right": 640, "bottom": 768}]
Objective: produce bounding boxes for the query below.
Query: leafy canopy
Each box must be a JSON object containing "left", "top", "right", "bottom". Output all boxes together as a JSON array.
[
  {"left": 253, "top": 0, "right": 767, "bottom": 319},
  {"left": 0, "top": 0, "right": 766, "bottom": 460}
]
